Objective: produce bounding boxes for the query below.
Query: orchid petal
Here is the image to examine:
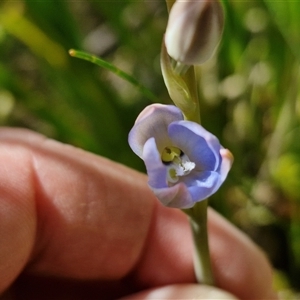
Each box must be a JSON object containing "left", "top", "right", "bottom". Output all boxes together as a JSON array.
[
  {"left": 219, "top": 148, "right": 234, "bottom": 182},
  {"left": 186, "top": 171, "right": 222, "bottom": 202},
  {"left": 142, "top": 137, "right": 168, "bottom": 189},
  {"left": 151, "top": 183, "right": 193, "bottom": 208},
  {"left": 128, "top": 104, "right": 183, "bottom": 158},
  {"left": 168, "top": 121, "right": 221, "bottom": 171}
]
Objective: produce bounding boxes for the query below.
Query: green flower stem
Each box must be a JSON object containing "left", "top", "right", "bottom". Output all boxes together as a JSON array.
[{"left": 183, "top": 200, "right": 214, "bottom": 285}]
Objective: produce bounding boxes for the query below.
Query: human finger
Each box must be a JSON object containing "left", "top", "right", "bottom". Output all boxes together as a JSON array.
[
  {"left": 0, "top": 127, "right": 154, "bottom": 293},
  {"left": 133, "top": 205, "right": 277, "bottom": 300},
  {"left": 0, "top": 128, "right": 276, "bottom": 300}
]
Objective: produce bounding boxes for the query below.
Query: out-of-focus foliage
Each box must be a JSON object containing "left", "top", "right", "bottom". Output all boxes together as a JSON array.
[{"left": 0, "top": 0, "right": 299, "bottom": 297}]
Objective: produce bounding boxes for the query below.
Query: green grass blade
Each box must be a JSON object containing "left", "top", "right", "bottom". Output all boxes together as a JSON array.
[{"left": 69, "top": 49, "right": 158, "bottom": 102}]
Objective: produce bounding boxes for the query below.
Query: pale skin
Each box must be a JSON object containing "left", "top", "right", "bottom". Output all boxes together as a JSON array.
[{"left": 0, "top": 128, "right": 277, "bottom": 299}]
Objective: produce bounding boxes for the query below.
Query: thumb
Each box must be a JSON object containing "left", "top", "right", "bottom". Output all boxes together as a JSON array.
[{"left": 121, "top": 284, "right": 238, "bottom": 299}]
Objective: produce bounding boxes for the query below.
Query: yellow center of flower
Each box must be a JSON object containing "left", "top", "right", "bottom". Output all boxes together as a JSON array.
[
  {"left": 161, "top": 146, "right": 181, "bottom": 163},
  {"left": 161, "top": 146, "right": 196, "bottom": 183}
]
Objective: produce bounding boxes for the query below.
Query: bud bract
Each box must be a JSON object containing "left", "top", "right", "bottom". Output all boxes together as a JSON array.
[{"left": 165, "top": 0, "right": 224, "bottom": 65}]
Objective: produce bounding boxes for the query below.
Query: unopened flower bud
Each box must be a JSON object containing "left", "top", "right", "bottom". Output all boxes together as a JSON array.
[{"left": 165, "top": 0, "right": 224, "bottom": 65}]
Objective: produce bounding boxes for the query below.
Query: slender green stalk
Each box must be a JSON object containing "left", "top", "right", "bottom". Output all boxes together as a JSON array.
[
  {"left": 69, "top": 49, "right": 158, "bottom": 103},
  {"left": 184, "top": 200, "right": 214, "bottom": 285}
]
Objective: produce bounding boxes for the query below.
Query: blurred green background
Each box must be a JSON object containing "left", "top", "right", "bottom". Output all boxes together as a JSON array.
[{"left": 0, "top": 0, "right": 299, "bottom": 298}]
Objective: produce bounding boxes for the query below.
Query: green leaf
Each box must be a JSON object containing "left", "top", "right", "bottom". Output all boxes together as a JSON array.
[
  {"left": 264, "top": 0, "right": 300, "bottom": 61},
  {"left": 69, "top": 49, "right": 158, "bottom": 103}
]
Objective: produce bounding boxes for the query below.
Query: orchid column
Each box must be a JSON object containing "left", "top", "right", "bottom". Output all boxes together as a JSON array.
[{"left": 129, "top": 0, "right": 233, "bottom": 286}]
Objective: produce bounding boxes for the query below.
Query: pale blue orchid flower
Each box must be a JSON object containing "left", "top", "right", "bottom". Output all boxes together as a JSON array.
[{"left": 129, "top": 104, "right": 233, "bottom": 208}]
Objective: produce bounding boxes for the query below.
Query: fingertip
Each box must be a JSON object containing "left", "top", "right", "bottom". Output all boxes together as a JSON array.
[{"left": 121, "top": 284, "right": 238, "bottom": 300}]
